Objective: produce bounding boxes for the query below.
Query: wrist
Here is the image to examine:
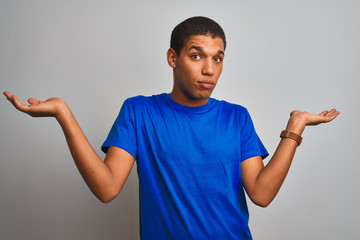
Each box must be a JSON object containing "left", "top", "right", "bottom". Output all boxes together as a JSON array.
[
  {"left": 55, "top": 100, "right": 71, "bottom": 122},
  {"left": 280, "top": 130, "right": 302, "bottom": 146},
  {"left": 285, "top": 112, "right": 307, "bottom": 135}
]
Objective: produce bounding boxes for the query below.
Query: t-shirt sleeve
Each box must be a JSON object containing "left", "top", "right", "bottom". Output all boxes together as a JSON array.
[
  {"left": 240, "top": 109, "right": 269, "bottom": 161},
  {"left": 101, "top": 99, "right": 137, "bottom": 159}
]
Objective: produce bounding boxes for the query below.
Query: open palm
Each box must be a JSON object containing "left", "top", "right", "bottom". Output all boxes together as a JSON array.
[
  {"left": 290, "top": 109, "right": 340, "bottom": 126},
  {"left": 3, "top": 91, "right": 65, "bottom": 118}
]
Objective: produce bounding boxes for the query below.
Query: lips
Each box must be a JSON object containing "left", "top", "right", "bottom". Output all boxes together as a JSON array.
[{"left": 198, "top": 81, "right": 215, "bottom": 89}]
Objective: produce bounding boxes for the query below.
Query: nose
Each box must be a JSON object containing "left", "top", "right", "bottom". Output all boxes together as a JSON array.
[{"left": 201, "top": 58, "right": 214, "bottom": 76}]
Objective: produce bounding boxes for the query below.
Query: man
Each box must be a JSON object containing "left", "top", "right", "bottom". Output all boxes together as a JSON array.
[{"left": 4, "top": 16, "right": 339, "bottom": 239}]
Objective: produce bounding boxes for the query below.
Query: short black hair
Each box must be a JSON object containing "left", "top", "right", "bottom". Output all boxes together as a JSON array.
[{"left": 170, "top": 16, "right": 226, "bottom": 56}]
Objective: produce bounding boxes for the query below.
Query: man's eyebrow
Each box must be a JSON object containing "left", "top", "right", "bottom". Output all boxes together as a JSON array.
[
  {"left": 188, "top": 46, "right": 225, "bottom": 55},
  {"left": 188, "top": 46, "right": 202, "bottom": 51}
]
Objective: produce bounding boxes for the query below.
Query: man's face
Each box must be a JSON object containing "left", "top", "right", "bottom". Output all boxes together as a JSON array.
[{"left": 168, "top": 35, "right": 225, "bottom": 107}]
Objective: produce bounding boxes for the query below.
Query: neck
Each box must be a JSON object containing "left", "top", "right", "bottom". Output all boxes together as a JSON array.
[{"left": 170, "top": 91, "right": 209, "bottom": 107}]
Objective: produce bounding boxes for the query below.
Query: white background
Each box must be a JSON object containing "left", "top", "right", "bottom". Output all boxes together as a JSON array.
[{"left": 1, "top": 0, "right": 359, "bottom": 239}]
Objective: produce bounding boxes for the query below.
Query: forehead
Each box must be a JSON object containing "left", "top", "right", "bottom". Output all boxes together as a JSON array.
[{"left": 183, "top": 35, "right": 225, "bottom": 52}]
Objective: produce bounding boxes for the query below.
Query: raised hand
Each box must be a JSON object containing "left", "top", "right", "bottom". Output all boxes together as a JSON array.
[
  {"left": 290, "top": 109, "right": 340, "bottom": 126},
  {"left": 4, "top": 90, "right": 136, "bottom": 202},
  {"left": 3, "top": 91, "right": 66, "bottom": 118},
  {"left": 285, "top": 109, "right": 340, "bottom": 135}
]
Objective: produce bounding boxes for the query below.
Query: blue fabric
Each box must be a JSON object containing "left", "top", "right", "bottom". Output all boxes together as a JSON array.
[{"left": 102, "top": 93, "right": 268, "bottom": 240}]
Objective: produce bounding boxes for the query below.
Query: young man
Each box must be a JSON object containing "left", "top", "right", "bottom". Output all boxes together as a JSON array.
[{"left": 4, "top": 16, "right": 339, "bottom": 239}]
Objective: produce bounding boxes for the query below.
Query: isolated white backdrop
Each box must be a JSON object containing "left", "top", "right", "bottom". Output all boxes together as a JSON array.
[{"left": 1, "top": 0, "right": 359, "bottom": 239}]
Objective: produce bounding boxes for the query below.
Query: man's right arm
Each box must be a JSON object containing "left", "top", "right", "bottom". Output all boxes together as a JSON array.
[{"left": 3, "top": 91, "right": 134, "bottom": 203}]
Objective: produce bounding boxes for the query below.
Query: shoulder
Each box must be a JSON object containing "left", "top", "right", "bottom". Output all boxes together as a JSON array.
[
  {"left": 122, "top": 94, "right": 168, "bottom": 114},
  {"left": 210, "top": 98, "right": 254, "bottom": 128},
  {"left": 125, "top": 93, "right": 167, "bottom": 106},
  {"left": 211, "top": 98, "right": 248, "bottom": 114}
]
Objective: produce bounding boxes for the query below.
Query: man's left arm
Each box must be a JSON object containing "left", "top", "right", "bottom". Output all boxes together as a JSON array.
[{"left": 241, "top": 109, "right": 340, "bottom": 207}]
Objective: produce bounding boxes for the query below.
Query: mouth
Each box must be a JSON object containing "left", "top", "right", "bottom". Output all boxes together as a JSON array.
[{"left": 197, "top": 81, "right": 215, "bottom": 89}]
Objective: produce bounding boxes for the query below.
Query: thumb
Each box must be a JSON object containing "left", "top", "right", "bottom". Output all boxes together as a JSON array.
[{"left": 28, "top": 98, "right": 41, "bottom": 105}]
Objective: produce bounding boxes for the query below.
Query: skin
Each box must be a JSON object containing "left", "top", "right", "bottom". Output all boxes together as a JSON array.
[
  {"left": 241, "top": 109, "right": 340, "bottom": 206},
  {"left": 2, "top": 93, "right": 135, "bottom": 203},
  {"left": 168, "top": 35, "right": 225, "bottom": 107},
  {"left": 3, "top": 35, "right": 339, "bottom": 206}
]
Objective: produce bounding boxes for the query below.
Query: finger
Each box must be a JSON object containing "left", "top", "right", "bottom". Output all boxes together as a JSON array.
[
  {"left": 3, "top": 91, "right": 13, "bottom": 101},
  {"left": 320, "top": 109, "right": 338, "bottom": 118},
  {"left": 319, "top": 110, "right": 329, "bottom": 116},
  {"left": 12, "top": 95, "right": 30, "bottom": 112},
  {"left": 325, "top": 109, "right": 338, "bottom": 117},
  {"left": 329, "top": 109, "right": 338, "bottom": 115},
  {"left": 329, "top": 109, "right": 340, "bottom": 119},
  {"left": 28, "top": 98, "right": 41, "bottom": 105},
  {"left": 12, "top": 94, "right": 23, "bottom": 108},
  {"left": 324, "top": 109, "right": 340, "bottom": 121}
]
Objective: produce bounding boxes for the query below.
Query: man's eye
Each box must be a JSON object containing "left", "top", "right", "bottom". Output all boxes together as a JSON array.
[
  {"left": 191, "top": 55, "right": 201, "bottom": 60},
  {"left": 214, "top": 57, "right": 222, "bottom": 63}
]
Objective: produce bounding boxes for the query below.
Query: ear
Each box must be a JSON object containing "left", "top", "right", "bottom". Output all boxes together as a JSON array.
[{"left": 167, "top": 48, "right": 177, "bottom": 68}]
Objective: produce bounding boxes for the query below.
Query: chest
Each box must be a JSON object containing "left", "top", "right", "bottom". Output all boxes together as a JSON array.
[{"left": 136, "top": 107, "right": 242, "bottom": 164}]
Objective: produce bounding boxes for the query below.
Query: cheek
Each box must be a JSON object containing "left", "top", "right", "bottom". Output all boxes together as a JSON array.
[
  {"left": 182, "top": 65, "right": 198, "bottom": 81},
  {"left": 216, "top": 66, "right": 223, "bottom": 78},
  {"left": 211, "top": 68, "right": 221, "bottom": 83}
]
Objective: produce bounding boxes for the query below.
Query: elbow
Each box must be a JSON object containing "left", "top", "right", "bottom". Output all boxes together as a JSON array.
[
  {"left": 253, "top": 200, "right": 271, "bottom": 208},
  {"left": 98, "top": 195, "right": 115, "bottom": 203},
  {"left": 249, "top": 195, "right": 273, "bottom": 208},
  {"left": 95, "top": 188, "right": 120, "bottom": 203}
]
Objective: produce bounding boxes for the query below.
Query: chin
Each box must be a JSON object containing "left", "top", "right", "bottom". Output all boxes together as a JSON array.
[{"left": 198, "top": 91, "right": 213, "bottom": 100}]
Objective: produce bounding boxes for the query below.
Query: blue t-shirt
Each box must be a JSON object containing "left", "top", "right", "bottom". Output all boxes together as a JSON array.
[{"left": 102, "top": 93, "right": 268, "bottom": 240}]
